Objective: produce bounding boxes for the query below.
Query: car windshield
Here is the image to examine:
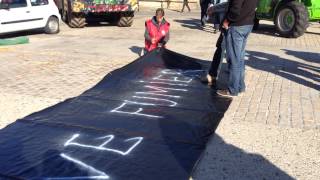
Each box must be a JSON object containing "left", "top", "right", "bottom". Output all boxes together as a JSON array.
[
  {"left": 30, "top": 0, "right": 48, "bottom": 6},
  {"left": 1, "top": 0, "right": 27, "bottom": 8}
]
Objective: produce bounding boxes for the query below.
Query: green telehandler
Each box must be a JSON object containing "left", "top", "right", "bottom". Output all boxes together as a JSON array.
[{"left": 255, "top": 0, "right": 320, "bottom": 38}]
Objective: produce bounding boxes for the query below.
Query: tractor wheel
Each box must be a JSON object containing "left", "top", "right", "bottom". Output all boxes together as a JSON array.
[
  {"left": 68, "top": 12, "right": 86, "bottom": 28},
  {"left": 275, "top": 1, "right": 308, "bottom": 38},
  {"left": 44, "top": 16, "right": 60, "bottom": 34},
  {"left": 117, "top": 12, "right": 134, "bottom": 27}
]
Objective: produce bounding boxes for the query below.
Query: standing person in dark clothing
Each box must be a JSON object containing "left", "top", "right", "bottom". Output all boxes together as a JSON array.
[
  {"left": 216, "top": 0, "right": 259, "bottom": 97},
  {"left": 181, "top": 0, "right": 191, "bottom": 12},
  {"left": 202, "top": 31, "right": 226, "bottom": 85},
  {"left": 200, "top": 0, "right": 211, "bottom": 26},
  {"left": 201, "top": 1, "right": 229, "bottom": 85}
]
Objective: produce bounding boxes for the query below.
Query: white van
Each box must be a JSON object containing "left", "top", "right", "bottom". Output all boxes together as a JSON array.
[{"left": 0, "top": 0, "right": 60, "bottom": 35}]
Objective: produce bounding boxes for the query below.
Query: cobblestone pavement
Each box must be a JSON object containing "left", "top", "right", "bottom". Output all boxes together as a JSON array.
[
  {"left": 0, "top": 9, "right": 319, "bottom": 179},
  {"left": 228, "top": 47, "right": 319, "bottom": 129}
]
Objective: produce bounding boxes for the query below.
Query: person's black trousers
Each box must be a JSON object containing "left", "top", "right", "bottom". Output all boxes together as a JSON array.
[
  {"left": 200, "top": 0, "right": 210, "bottom": 23},
  {"left": 208, "top": 32, "right": 225, "bottom": 78}
]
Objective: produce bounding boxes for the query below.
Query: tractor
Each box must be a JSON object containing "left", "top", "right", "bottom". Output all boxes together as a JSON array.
[
  {"left": 54, "top": 0, "right": 138, "bottom": 28},
  {"left": 255, "top": 0, "right": 320, "bottom": 38}
]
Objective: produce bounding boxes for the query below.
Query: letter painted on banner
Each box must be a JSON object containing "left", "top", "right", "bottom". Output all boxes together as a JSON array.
[
  {"left": 161, "top": 69, "right": 205, "bottom": 76},
  {"left": 52, "top": 153, "right": 110, "bottom": 180},
  {"left": 153, "top": 75, "right": 193, "bottom": 83},
  {"left": 111, "top": 102, "right": 163, "bottom": 118},
  {"left": 64, "top": 134, "right": 143, "bottom": 156},
  {"left": 132, "top": 96, "right": 177, "bottom": 107},
  {"left": 135, "top": 85, "right": 188, "bottom": 99},
  {"left": 51, "top": 134, "right": 144, "bottom": 179}
]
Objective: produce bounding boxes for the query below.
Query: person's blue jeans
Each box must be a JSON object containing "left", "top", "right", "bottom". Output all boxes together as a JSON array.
[{"left": 226, "top": 25, "right": 253, "bottom": 95}]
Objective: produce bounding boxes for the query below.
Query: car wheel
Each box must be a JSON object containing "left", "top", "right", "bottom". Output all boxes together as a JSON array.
[{"left": 44, "top": 16, "right": 60, "bottom": 34}]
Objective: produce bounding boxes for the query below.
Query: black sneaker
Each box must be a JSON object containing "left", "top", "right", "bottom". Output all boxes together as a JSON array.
[
  {"left": 201, "top": 17, "right": 206, "bottom": 26},
  {"left": 216, "top": 89, "right": 236, "bottom": 98}
]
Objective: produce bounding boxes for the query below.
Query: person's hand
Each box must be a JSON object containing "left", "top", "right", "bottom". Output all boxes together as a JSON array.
[
  {"left": 151, "top": 38, "right": 157, "bottom": 44},
  {"left": 222, "top": 19, "right": 230, "bottom": 30}
]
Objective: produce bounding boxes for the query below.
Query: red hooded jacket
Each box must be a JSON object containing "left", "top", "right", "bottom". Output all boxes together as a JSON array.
[{"left": 144, "top": 17, "right": 170, "bottom": 52}]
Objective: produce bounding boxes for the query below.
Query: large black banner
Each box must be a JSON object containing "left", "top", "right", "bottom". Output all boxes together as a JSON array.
[{"left": 0, "top": 48, "right": 231, "bottom": 180}]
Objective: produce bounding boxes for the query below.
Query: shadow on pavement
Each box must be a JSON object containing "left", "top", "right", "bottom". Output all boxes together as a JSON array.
[
  {"left": 85, "top": 21, "right": 115, "bottom": 27},
  {"left": 174, "top": 18, "right": 215, "bottom": 33},
  {"left": 0, "top": 29, "right": 43, "bottom": 39},
  {"left": 252, "top": 23, "right": 280, "bottom": 37},
  {"left": 246, "top": 50, "right": 320, "bottom": 91},
  {"left": 253, "top": 22, "right": 320, "bottom": 37},
  {"left": 193, "top": 135, "right": 294, "bottom": 180},
  {"left": 283, "top": 49, "right": 320, "bottom": 64},
  {"left": 305, "top": 31, "right": 320, "bottom": 35},
  {"left": 129, "top": 46, "right": 144, "bottom": 57}
]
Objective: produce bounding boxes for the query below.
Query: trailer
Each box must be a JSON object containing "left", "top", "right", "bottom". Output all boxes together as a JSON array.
[{"left": 54, "top": 0, "right": 138, "bottom": 28}]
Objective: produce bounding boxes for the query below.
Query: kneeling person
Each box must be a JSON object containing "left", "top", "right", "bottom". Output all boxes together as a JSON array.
[{"left": 144, "top": 8, "right": 170, "bottom": 52}]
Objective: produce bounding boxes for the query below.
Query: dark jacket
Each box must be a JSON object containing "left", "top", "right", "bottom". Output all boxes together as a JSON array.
[
  {"left": 211, "top": 1, "right": 228, "bottom": 13},
  {"left": 225, "top": 0, "right": 259, "bottom": 26}
]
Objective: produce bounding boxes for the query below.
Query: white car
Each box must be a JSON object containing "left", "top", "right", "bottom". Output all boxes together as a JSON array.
[{"left": 0, "top": 0, "right": 60, "bottom": 35}]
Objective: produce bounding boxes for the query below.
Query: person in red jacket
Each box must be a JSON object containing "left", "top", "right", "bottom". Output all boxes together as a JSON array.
[{"left": 144, "top": 8, "right": 170, "bottom": 52}]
